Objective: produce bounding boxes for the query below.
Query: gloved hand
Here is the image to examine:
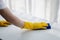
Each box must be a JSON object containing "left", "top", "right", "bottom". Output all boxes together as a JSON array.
[
  {"left": 0, "top": 20, "right": 11, "bottom": 27},
  {"left": 23, "top": 21, "right": 49, "bottom": 30}
]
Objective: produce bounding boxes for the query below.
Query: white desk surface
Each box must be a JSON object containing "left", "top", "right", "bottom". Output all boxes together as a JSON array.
[{"left": 0, "top": 24, "right": 60, "bottom": 40}]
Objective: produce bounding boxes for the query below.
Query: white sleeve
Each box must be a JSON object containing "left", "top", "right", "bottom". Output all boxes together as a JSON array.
[{"left": 0, "top": 0, "right": 7, "bottom": 9}]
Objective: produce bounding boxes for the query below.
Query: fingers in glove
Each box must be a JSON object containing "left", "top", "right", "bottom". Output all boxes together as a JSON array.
[
  {"left": 0, "top": 24, "right": 8, "bottom": 27},
  {"left": 4, "top": 21, "right": 11, "bottom": 25}
]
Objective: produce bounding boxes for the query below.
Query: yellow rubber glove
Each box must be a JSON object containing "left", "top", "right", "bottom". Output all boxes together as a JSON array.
[
  {"left": 23, "top": 22, "right": 33, "bottom": 29},
  {"left": 0, "top": 20, "right": 11, "bottom": 27},
  {"left": 23, "top": 22, "right": 48, "bottom": 30},
  {"left": 33, "top": 22, "right": 48, "bottom": 30}
]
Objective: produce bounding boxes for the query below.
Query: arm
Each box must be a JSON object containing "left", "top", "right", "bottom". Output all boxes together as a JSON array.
[
  {"left": 0, "top": 0, "right": 24, "bottom": 28},
  {"left": 0, "top": 0, "right": 49, "bottom": 30},
  {"left": 0, "top": 8, "right": 24, "bottom": 28},
  {"left": 0, "top": 8, "right": 49, "bottom": 30}
]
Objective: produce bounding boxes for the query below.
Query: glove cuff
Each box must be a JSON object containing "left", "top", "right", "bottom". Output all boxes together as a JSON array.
[{"left": 23, "top": 22, "right": 33, "bottom": 29}]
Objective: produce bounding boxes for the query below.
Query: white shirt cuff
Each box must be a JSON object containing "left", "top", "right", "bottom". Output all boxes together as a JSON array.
[{"left": 0, "top": 0, "right": 7, "bottom": 9}]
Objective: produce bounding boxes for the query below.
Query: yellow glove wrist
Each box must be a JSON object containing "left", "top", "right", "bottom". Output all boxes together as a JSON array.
[{"left": 23, "top": 22, "right": 33, "bottom": 29}]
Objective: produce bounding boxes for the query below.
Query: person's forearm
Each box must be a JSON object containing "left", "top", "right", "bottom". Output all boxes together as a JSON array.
[
  {"left": 0, "top": 8, "right": 50, "bottom": 30},
  {"left": 0, "top": 8, "right": 24, "bottom": 28}
]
